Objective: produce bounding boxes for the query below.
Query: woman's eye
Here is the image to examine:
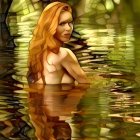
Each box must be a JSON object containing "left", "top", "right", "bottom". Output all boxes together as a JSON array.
[
  {"left": 59, "top": 21, "right": 73, "bottom": 26},
  {"left": 68, "top": 21, "right": 73, "bottom": 26},
  {"left": 59, "top": 22, "right": 65, "bottom": 26}
]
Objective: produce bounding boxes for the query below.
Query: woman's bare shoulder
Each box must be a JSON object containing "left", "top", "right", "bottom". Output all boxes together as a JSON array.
[
  {"left": 61, "top": 47, "right": 73, "bottom": 54},
  {"left": 59, "top": 47, "right": 69, "bottom": 57},
  {"left": 61, "top": 47, "right": 78, "bottom": 62},
  {"left": 47, "top": 48, "right": 69, "bottom": 65}
]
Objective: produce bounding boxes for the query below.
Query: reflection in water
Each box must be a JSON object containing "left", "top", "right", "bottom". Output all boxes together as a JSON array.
[
  {"left": 0, "top": 23, "right": 139, "bottom": 139},
  {"left": 0, "top": 79, "right": 140, "bottom": 139},
  {"left": 68, "top": 86, "right": 140, "bottom": 139},
  {"left": 0, "top": 1, "right": 140, "bottom": 139},
  {"left": 0, "top": 81, "right": 31, "bottom": 139},
  {"left": 27, "top": 84, "right": 89, "bottom": 140},
  {"left": 0, "top": 50, "right": 15, "bottom": 81}
]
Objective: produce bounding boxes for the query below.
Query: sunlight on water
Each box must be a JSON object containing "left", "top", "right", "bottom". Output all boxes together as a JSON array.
[{"left": 0, "top": 22, "right": 140, "bottom": 139}]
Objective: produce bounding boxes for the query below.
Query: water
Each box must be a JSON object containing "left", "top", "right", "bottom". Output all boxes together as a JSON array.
[{"left": 0, "top": 23, "right": 140, "bottom": 140}]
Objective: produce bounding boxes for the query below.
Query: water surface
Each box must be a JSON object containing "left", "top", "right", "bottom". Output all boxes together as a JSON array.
[{"left": 0, "top": 22, "right": 140, "bottom": 139}]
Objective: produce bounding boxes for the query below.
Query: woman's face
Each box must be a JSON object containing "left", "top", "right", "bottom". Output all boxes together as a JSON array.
[{"left": 54, "top": 11, "right": 73, "bottom": 43}]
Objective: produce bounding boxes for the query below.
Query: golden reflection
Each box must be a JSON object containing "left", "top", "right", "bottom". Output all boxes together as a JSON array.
[
  {"left": 27, "top": 84, "right": 89, "bottom": 140},
  {"left": 113, "top": 0, "right": 120, "bottom": 4},
  {"left": 109, "top": 113, "right": 140, "bottom": 124},
  {"left": 105, "top": 0, "right": 114, "bottom": 11}
]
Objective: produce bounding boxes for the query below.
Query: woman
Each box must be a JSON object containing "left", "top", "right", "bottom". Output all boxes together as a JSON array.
[{"left": 27, "top": 1, "right": 89, "bottom": 84}]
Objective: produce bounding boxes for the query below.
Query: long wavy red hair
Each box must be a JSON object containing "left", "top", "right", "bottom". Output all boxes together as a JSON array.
[{"left": 27, "top": 2, "right": 72, "bottom": 83}]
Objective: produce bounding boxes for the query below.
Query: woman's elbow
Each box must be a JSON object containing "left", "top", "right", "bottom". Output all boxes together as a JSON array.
[{"left": 76, "top": 73, "right": 90, "bottom": 84}]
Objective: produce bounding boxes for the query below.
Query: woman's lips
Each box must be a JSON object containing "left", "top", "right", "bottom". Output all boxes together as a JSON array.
[{"left": 64, "top": 33, "right": 71, "bottom": 37}]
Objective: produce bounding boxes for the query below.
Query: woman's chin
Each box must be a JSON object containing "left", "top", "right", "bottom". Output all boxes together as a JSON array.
[
  {"left": 55, "top": 37, "right": 70, "bottom": 44},
  {"left": 63, "top": 38, "right": 71, "bottom": 43}
]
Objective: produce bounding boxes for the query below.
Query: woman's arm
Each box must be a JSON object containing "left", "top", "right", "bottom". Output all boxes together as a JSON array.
[{"left": 61, "top": 48, "right": 89, "bottom": 84}]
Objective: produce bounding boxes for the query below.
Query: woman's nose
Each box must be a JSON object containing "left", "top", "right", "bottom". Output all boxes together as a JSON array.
[{"left": 65, "top": 23, "right": 73, "bottom": 31}]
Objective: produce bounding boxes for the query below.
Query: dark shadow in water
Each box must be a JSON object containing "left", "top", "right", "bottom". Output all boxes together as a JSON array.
[
  {"left": 0, "top": 0, "right": 15, "bottom": 49},
  {"left": 0, "top": 50, "right": 17, "bottom": 83},
  {"left": 27, "top": 83, "right": 89, "bottom": 140},
  {"left": 0, "top": 81, "right": 31, "bottom": 140}
]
